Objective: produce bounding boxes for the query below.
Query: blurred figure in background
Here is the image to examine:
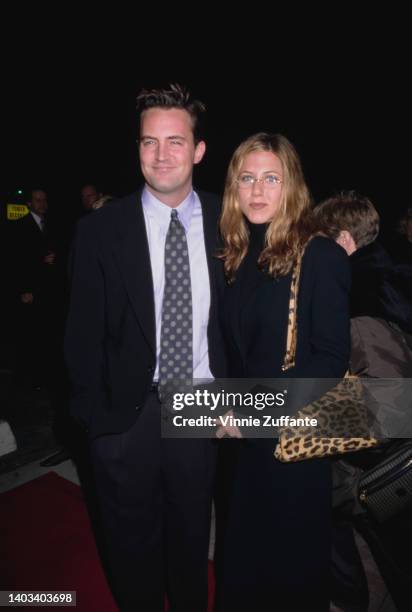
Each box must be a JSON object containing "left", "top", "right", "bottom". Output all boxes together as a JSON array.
[
  {"left": 80, "top": 184, "right": 102, "bottom": 214},
  {"left": 11, "top": 187, "right": 70, "bottom": 467},
  {"left": 391, "top": 207, "right": 412, "bottom": 265},
  {"left": 314, "top": 190, "right": 412, "bottom": 612},
  {"left": 13, "top": 188, "right": 57, "bottom": 391},
  {"left": 315, "top": 191, "right": 412, "bottom": 338}
]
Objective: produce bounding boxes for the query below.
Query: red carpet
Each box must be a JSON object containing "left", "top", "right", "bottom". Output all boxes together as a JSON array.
[{"left": 0, "top": 473, "right": 215, "bottom": 611}]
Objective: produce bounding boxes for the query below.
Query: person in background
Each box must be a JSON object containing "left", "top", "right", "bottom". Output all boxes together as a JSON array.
[
  {"left": 314, "top": 190, "right": 412, "bottom": 611},
  {"left": 315, "top": 191, "right": 412, "bottom": 345},
  {"left": 11, "top": 188, "right": 70, "bottom": 467},
  {"left": 80, "top": 183, "right": 102, "bottom": 213},
  {"left": 13, "top": 188, "right": 57, "bottom": 391},
  {"left": 391, "top": 206, "right": 412, "bottom": 266}
]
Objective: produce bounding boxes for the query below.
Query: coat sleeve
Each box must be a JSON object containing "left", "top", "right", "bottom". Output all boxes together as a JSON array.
[
  {"left": 299, "top": 238, "right": 351, "bottom": 378},
  {"left": 64, "top": 218, "right": 105, "bottom": 429}
]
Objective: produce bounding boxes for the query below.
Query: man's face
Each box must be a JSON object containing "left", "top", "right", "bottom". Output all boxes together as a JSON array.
[
  {"left": 30, "top": 190, "right": 48, "bottom": 217},
  {"left": 139, "top": 107, "right": 205, "bottom": 207},
  {"left": 81, "top": 185, "right": 99, "bottom": 210}
]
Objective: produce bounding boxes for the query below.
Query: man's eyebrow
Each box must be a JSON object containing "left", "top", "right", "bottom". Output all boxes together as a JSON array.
[{"left": 140, "top": 135, "right": 186, "bottom": 141}]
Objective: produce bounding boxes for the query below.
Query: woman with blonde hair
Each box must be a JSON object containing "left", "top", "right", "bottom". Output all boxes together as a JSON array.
[{"left": 214, "top": 133, "right": 351, "bottom": 611}]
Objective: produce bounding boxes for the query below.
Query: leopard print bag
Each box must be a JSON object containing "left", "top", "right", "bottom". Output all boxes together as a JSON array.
[{"left": 274, "top": 243, "right": 378, "bottom": 463}]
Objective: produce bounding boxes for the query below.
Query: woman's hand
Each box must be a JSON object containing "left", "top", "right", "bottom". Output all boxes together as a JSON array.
[{"left": 216, "top": 410, "right": 243, "bottom": 439}]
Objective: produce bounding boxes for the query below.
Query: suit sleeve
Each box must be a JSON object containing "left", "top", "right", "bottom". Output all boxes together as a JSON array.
[
  {"left": 300, "top": 239, "right": 351, "bottom": 378},
  {"left": 64, "top": 218, "right": 105, "bottom": 429}
]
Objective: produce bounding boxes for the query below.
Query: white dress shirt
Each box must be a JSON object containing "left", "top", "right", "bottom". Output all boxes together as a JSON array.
[
  {"left": 142, "top": 187, "right": 212, "bottom": 380},
  {"left": 30, "top": 211, "right": 44, "bottom": 231}
]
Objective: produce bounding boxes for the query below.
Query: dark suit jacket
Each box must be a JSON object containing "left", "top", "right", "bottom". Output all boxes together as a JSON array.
[
  {"left": 350, "top": 241, "right": 412, "bottom": 333},
  {"left": 13, "top": 212, "right": 48, "bottom": 296},
  {"left": 64, "top": 190, "right": 226, "bottom": 438}
]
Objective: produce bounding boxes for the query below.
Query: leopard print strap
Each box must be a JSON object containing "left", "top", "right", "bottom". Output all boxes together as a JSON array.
[
  {"left": 281, "top": 234, "right": 343, "bottom": 372},
  {"left": 281, "top": 235, "right": 320, "bottom": 371},
  {"left": 282, "top": 250, "right": 303, "bottom": 371}
]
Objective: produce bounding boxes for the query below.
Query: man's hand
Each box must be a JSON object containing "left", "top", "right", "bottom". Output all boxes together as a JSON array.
[
  {"left": 216, "top": 410, "right": 243, "bottom": 439},
  {"left": 21, "top": 292, "right": 34, "bottom": 304},
  {"left": 44, "top": 252, "right": 56, "bottom": 264}
]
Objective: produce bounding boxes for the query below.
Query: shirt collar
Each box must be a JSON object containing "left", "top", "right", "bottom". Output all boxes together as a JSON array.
[
  {"left": 30, "top": 211, "right": 43, "bottom": 225},
  {"left": 141, "top": 186, "right": 195, "bottom": 233}
]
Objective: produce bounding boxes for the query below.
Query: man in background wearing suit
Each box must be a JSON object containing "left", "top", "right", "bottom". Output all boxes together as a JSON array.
[
  {"left": 14, "top": 188, "right": 57, "bottom": 390},
  {"left": 64, "top": 84, "right": 225, "bottom": 611}
]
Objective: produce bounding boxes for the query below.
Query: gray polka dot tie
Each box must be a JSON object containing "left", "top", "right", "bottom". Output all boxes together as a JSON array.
[{"left": 159, "top": 209, "right": 193, "bottom": 401}]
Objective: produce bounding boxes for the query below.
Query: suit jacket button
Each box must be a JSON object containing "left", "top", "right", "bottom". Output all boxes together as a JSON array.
[{"left": 135, "top": 404, "right": 140, "bottom": 411}]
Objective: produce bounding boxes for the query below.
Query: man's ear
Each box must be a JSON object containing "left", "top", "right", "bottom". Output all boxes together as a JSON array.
[
  {"left": 336, "top": 230, "right": 357, "bottom": 255},
  {"left": 194, "top": 140, "right": 206, "bottom": 165}
]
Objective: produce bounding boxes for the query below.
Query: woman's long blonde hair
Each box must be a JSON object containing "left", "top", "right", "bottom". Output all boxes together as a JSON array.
[{"left": 220, "top": 133, "right": 314, "bottom": 281}]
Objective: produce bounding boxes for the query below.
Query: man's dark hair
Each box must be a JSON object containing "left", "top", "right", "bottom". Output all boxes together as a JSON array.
[
  {"left": 29, "top": 187, "right": 47, "bottom": 200},
  {"left": 136, "top": 83, "right": 206, "bottom": 143}
]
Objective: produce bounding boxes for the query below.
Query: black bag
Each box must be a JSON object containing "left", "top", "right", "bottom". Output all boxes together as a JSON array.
[{"left": 358, "top": 441, "right": 412, "bottom": 523}]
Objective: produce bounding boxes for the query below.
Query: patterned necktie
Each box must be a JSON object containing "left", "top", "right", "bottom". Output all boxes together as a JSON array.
[{"left": 159, "top": 209, "right": 193, "bottom": 401}]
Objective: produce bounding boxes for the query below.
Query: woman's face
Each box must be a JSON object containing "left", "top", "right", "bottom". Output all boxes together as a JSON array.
[{"left": 236, "top": 151, "right": 284, "bottom": 224}]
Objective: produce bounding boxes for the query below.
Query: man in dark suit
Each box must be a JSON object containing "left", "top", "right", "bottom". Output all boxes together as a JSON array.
[
  {"left": 14, "top": 189, "right": 54, "bottom": 304},
  {"left": 13, "top": 188, "right": 57, "bottom": 389},
  {"left": 64, "top": 84, "right": 225, "bottom": 611}
]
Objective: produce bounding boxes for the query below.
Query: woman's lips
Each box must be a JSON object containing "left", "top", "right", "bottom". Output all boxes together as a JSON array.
[{"left": 249, "top": 202, "right": 267, "bottom": 210}]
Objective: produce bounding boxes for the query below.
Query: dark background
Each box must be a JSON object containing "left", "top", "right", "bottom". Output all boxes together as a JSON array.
[{"left": 2, "top": 23, "right": 409, "bottom": 240}]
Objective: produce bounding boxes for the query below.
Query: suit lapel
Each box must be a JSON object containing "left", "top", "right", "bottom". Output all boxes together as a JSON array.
[
  {"left": 27, "top": 212, "right": 44, "bottom": 237},
  {"left": 112, "top": 191, "right": 221, "bottom": 359},
  {"left": 113, "top": 193, "right": 156, "bottom": 356}
]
